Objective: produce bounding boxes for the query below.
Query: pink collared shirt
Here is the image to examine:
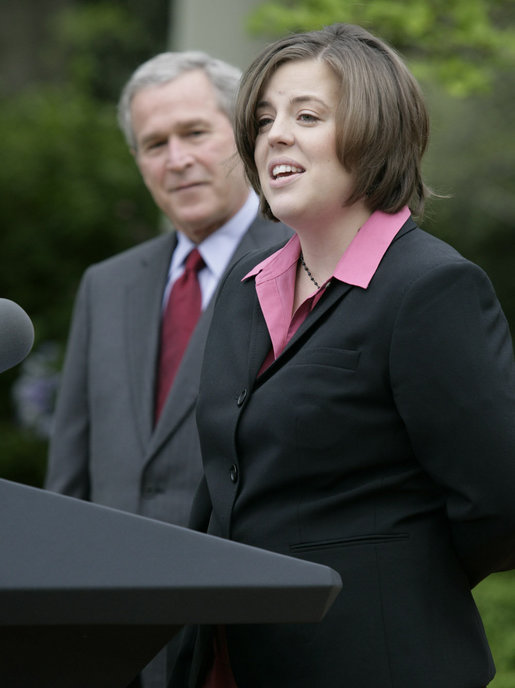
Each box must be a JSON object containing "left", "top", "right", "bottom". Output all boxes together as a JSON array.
[{"left": 244, "top": 207, "right": 410, "bottom": 365}]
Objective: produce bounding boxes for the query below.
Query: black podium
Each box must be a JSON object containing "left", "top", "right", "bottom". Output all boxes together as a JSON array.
[{"left": 0, "top": 479, "right": 341, "bottom": 687}]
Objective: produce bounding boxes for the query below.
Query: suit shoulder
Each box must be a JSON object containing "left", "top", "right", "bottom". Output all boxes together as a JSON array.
[
  {"left": 227, "top": 238, "right": 290, "bottom": 284},
  {"left": 373, "top": 223, "right": 498, "bottom": 309},
  {"left": 245, "top": 215, "right": 293, "bottom": 248},
  {"left": 387, "top": 223, "right": 477, "bottom": 277},
  {"left": 82, "top": 233, "right": 175, "bottom": 281}
]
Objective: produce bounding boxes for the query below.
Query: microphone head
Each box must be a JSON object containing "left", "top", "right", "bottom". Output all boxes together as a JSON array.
[{"left": 0, "top": 298, "right": 35, "bottom": 374}]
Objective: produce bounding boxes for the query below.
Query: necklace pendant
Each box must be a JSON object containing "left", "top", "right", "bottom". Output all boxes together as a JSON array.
[{"left": 300, "top": 253, "right": 321, "bottom": 289}]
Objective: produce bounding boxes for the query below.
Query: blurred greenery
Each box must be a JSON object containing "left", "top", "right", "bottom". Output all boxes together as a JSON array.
[
  {"left": 0, "top": 85, "right": 157, "bottom": 342},
  {"left": 45, "top": 2, "right": 167, "bottom": 101},
  {"left": 248, "top": 0, "right": 515, "bottom": 96},
  {"left": 474, "top": 571, "right": 515, "bottom": 688},
  {"left": 0, "top": 1, "right": 166, "bottom": 484},
  {"left": 421, "top": 67, "right": 515, "bottom": 338}
]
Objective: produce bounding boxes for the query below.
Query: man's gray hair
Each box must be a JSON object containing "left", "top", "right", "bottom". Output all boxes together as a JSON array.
[{"left": 117, "top": 51, "right": 242, "bottom": 150}]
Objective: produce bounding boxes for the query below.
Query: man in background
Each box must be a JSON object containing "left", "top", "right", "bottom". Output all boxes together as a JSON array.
[{"left": 44, "top": 51, "right": 291, "bottom": 687}]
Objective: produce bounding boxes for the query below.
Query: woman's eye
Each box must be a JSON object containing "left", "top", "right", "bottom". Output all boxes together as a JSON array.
[
  {"left": 257, "top": 116, "right": 273, "bottom": 129},
  {"left": 299, "top": 113, "right": 318, "bottom": 123}
]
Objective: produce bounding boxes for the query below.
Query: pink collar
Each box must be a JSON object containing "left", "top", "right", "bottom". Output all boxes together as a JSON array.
[
  {"left": 243, "top": 207, "right": 411, "bottom": 361},
  {"left": 244, "top": 206, "right": 410, "bottom": 288}
]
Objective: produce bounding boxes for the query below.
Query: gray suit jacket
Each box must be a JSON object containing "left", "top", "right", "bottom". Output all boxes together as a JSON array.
[{"left": 45, "top": 215, "right": 292, "bottom": 527}]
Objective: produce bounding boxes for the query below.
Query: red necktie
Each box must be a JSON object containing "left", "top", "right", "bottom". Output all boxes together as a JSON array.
[{"left": 154, "top": 248, "right": 205, "bottom": 422}]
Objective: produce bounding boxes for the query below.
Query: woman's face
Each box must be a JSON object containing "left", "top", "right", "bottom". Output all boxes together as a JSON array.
[{"left": 253, "top": 58, "right": 356, "bottom": 232}]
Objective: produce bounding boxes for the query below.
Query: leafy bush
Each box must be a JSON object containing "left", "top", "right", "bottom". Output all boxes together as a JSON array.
[
  {"left": 0, "top": 2, "right": 164, "bottom": 482},
  {"left": 473, "top": 571, "right": 515, "bottom": 688}
]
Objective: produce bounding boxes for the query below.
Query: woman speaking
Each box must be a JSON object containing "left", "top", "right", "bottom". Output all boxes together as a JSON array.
[{"left": 173, "top": 23, "right": 515, "bottom": 688}]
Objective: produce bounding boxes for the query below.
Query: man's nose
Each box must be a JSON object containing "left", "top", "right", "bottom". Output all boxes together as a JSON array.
[{"left": 165, "top": 138, "right": 193, "bottom": 170}]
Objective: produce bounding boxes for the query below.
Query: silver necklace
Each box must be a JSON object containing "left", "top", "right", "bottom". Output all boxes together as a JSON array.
[{"left": 299, "top": 253, "right": 321, "bottom": 289}]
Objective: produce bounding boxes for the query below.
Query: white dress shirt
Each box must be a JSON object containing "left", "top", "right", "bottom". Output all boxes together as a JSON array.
[{"left": 162, "top": 191, "right": 260, "bottom": 310}]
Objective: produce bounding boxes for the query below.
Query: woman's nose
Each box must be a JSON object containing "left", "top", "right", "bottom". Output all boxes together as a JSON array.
[{"left": 267, "top": 116, "right": 294, "bottom": 146}]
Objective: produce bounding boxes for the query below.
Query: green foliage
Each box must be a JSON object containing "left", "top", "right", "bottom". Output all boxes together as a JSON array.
[
  {"left": 46, "top": 3, "right": 159, "bottom": 101},
  {"left": 473, "top": 571, "right": 515, "bottom": 688},
  {"left": 0, "top": 84, "right": 158, "bottom": 344},
  {"left": 248, "top": 0, "right": 515, "bottom": 96},
  {"left": 422, "top": 68, "right": 515, "bottom": 336},
  {"left": 0, "top": 1, "right": 163, "bottom": 483},
  {"left": 0, "top": 422, "right": 47, "bottom": 488}
]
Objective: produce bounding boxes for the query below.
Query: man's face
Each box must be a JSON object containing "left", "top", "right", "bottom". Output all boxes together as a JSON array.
[{"left": 131, "top": 70, "right": 249, "bottom": 243}]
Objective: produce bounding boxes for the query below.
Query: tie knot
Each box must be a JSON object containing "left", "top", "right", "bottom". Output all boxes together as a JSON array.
[{"left": 184, "top": 248, "right": 205, "bottom": 274}]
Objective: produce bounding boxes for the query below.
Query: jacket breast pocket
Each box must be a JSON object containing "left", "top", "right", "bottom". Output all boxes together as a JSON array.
[
  {"left": 288, "top": 347, "right": 361, "bottom": 450},
  {"left": 292, "top": 346, "right": 360, "bottom": 371},
  {"left": 290, "top": 533, "right": 409, "bottom": 554}
]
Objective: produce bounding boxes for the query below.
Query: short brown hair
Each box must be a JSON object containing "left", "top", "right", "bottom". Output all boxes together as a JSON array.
[{"left": 235, "top": 23, "right": 431, "bottom": 220}]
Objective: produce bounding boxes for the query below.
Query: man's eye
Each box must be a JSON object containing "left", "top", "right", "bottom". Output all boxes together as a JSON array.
[{"left": 146, "top": 140, "right": 165, "bottom": 150}]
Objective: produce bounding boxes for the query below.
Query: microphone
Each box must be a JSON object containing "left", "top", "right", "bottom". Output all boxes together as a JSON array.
[{"left": 0, "top": 298, "right": 35, "bottom": 374}]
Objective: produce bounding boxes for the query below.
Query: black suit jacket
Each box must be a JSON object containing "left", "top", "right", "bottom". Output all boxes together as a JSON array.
[{"left": 178, "top": 217, "right": 515, "bottom": 688}]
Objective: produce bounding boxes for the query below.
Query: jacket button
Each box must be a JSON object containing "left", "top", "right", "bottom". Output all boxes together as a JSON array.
[
  {"left": 229, "top": 464, "right": 239, "bottom": 483},
  {"left": 237, "top": 389, "right": 248, "bottom": 407}
]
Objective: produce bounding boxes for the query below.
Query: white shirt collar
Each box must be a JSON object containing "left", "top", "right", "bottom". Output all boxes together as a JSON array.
[{"left": 164, "top": 191, "right": 259, "bottom": 308}]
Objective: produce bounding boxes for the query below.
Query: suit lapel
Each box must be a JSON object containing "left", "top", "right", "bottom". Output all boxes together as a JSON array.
[
  {"left": 253, "top": 219, "right": 417, "bottom": 381},
  {"left": 247, "top": 293, "right": 275, "bottom": 382},
  {"left": 218, "top": 216, "right": 293, "bottom": 386},
  {"left": 213, "top": 270, "right": 351, "bottom": 393},
  {"left": 124, "top": 233, "right": 176, "bottom": 447},
  {"left": 148, "top": 300, "right": 211, "bottom": 454},
  {"left": 287, "top": 280, "right": 353, "bottom": 350},
  {"left": 232, "top": 215, "right": 292, "bottom": 263},
  {"left": 254, "top": 280, "right": 354, "bottom": 384},
  {"left": 147, "top": 216, "right": 293, "bottom": 456}
]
